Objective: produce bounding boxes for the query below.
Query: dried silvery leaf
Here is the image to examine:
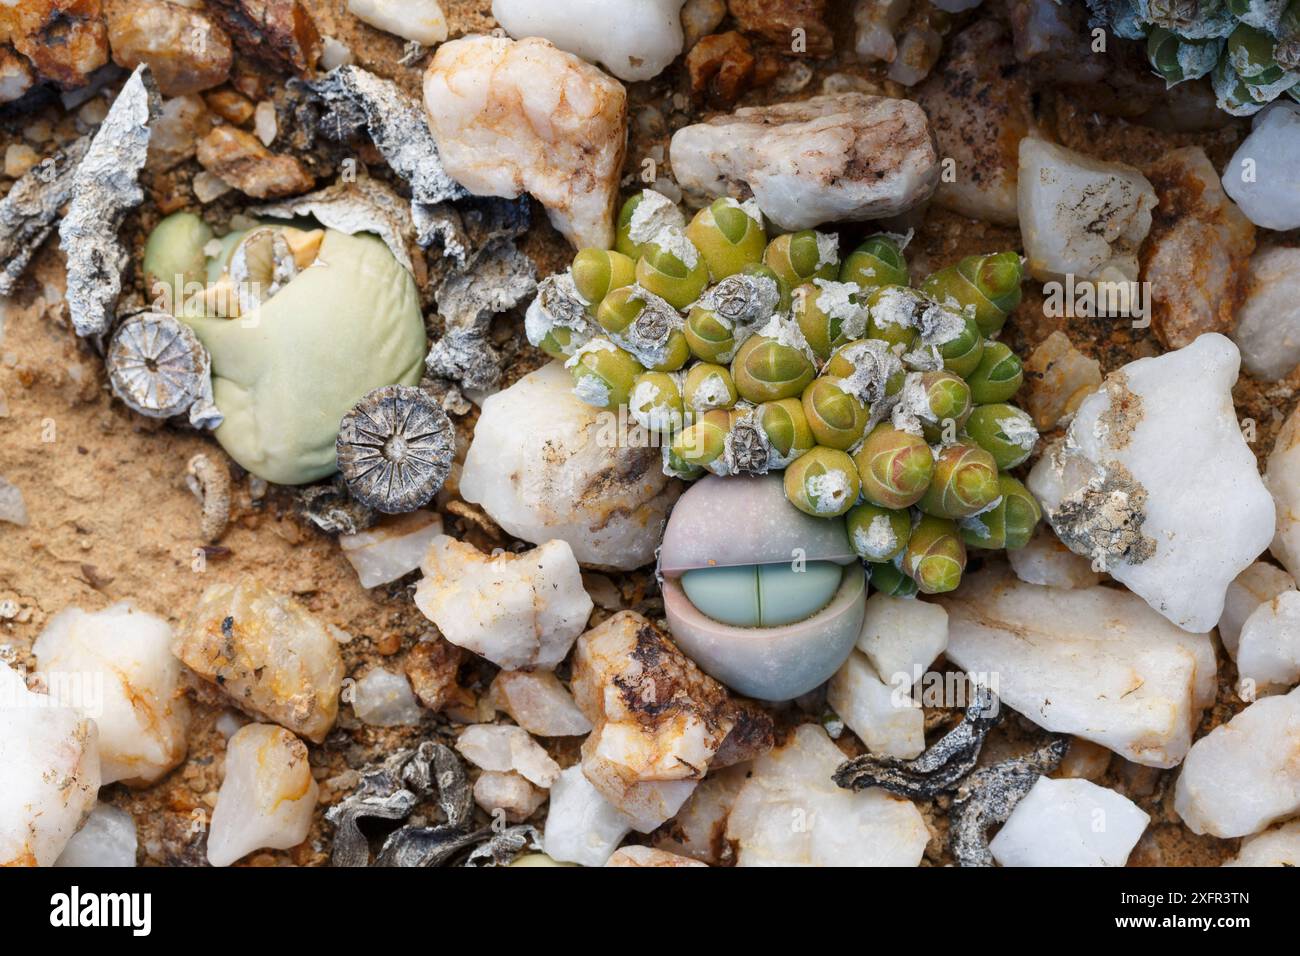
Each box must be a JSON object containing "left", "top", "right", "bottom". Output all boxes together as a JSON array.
[
  {"left": 419, "top": 194, "right": 531, "bottom": 272},
  {"left": 255, "top": 177, "right": 418, "bottom": 275},
  {"left": 0, "top": 136, "right": 90, "bottom": 297},
  {"left": 58, "top": 65, "right": 159, "bottom": 338},
  {"left": 306, "top": 65, "right": 467, "bottom": 246},
  {"left": 949, "top": 735, "right": 1070, "bottom": 867},
  {"left": 435, "top": 238, "right": 536, "bottom": 334}
]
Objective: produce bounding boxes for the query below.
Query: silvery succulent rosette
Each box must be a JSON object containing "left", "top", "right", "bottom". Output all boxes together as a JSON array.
[{"left": 1089, "top": 0, "right": 1300, "bottom": 114}]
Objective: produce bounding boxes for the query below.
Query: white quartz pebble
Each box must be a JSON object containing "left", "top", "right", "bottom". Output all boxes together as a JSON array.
[
  {"left": 605, "top": 845, "right": 707, "bottom": 867},
  {"left": 542, "top": 764, "right": 633, "bottom": 867},
  {"left": 423, "top": 36, "right": 627, "bottom": 250},
  {"left": 0, "top": 663, "right": 100, "bottom": 867},
  {"left": 351, "top": 668, "right": 423, "bottom": 727},
  {"left": 1175, "top": 686, "right": 1300, "bottom": 837},
  {"left": 1007, "top": 525, "right": 1103, "bottom": 589},
  {"left": 488, "top": 670, "right": 592, "bottom": 737},
  {"left": 174, "top": 579, "right": 346, "bottom": 744},
  {"left": 1230, "top": 246, "right": 1300, "bottom": 381},
  {"left": 415, "top": 535, "right": 593, "bottom": 670},
  {"left": 650, "top": 763, "right": 750, "bottom": 864},
  {"left": 1222, "top": 819, "right": 1300, "bottom": 866},
  {"left": 207, "top": 724, "right": 319, "bottom": 867},
  {"left": 34, "top": 602, "right": 191, "bottom": 786},
  {"left": 455, "top": 724, "right": 560, "bottom": 788},
  {"left": 492, "top": 0, "right": 686, "bottom": 81},
  {"left": 339, "top": 511, "right": 443, "bottom": 588},
  {"left": 940, "top": 570, "right": 1216, "bottom": 768},
  {"left": 459, "top": 362, "right": 681, "bottom": 571},
  {"left": 348, "top": 0, "right": 448, "bottom": 46},
  {"left": 0, "top": 474, "right": 27, "bottom": 526},
  {"left": 726, "top": 724, "right": 928, "bottom": 866},
  {"left": 855, "top": 593, "right": 947, "bottom": 687},
  {"left": 669, "top": 93, "right": 940, "bottom": 231},
  {"left": 989, "top": 777, "right": 1149, "bottom": 867},
  {"left": 827, "top": 652, "right": 925, "bottom": 759},
  {"left": 1236, "top": 590, "right": 1300, "bottom": 693},
  {"left": 55, "top": 803, "right": 137, "bottom": 867},
  {"left": 473, "top": 770, "right": 546, "bottom": 823},
  {"left": 1266, "top": 403, "right": 1300, "bottom": 582},
  {"left": 1017, "top": 137, "right": 1156, "bottom": 283},
  {"left": 1028, "top": 334, "right": 1274, "bottom": 633},
  {"left": 570, "top": 611, "right": 748, "bottom": 832},
  {"left": 1222, "top": 101, "right": 1300, "bottom": 231},
  {"left": 1219, "top": 562, "right": 1296, "bottom": 660}
]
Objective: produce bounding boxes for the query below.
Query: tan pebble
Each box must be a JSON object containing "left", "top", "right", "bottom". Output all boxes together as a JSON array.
[{"left": 4, "top": 143, "right": 38, "bottom": 178}]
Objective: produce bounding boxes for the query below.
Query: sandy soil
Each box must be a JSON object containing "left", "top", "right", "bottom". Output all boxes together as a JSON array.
[{"left": 1, "top": 0, "right": 1288, "bottom": 867}]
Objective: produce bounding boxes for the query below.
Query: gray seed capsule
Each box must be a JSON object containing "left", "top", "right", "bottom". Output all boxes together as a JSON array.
[
  {"left": 337, "top": 384, "right": 455, "bottom": 514},
  {"left": 106, "top": 311, "right": 213, "bottom": 419}
]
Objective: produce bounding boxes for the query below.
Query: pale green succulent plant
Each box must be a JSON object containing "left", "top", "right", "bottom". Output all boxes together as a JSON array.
[{"left": 173, "top": 225, "right": 426, "bottom": 485}]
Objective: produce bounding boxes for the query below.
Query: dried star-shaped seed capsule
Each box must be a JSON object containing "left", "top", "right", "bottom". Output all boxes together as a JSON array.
[
  {"left": 337, "top": 385, "right": 455, "bottom": 514},
  {"left": 107, "top": 311, "right": 214, "bottom": 419}
]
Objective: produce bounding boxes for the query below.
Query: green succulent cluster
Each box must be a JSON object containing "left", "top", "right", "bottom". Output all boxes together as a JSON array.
[
  {"left": 526, "top": 190, "right": 1044, "bottom": 596},
  {"left": 1093, "top": 0, "right": 1300, "bottom": 114}
]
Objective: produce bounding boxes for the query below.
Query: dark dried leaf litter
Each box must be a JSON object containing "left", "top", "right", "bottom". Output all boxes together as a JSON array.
[
  {"left": 833, "top": 684, "right": 1004, "bottom": 798},
  {"left": 325, "top": 741, "right": 537, "bottom": 867},
  {"left": 948, "top": 734, "right": 1071, "bottom": 867}
]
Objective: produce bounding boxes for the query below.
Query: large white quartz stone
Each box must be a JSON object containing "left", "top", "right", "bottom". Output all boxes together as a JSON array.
[
  {"left": 415, "top": 535, "right": 593, "bottom": 670},
  {"left": 492, "top": 0, "right": 686, "bottom": 81},
  {"left": 488, "top": 670, "right": 592, "bottom": 737},
  {"left": 1174, "top": 686, "right": 1300, "bottom": 838},
  {"left": 459, "top": 362, "right": 682, "bottom": 571},
  {"left": 1027, "top": 334, "right": 1274, "bottom": 633},
  {"left": 827, "top": 652, "right": 925, "bottom": 759},
  {"left": 669, "top": 93, "right": 940, "bottom": 231},
  {"left": 940, "top": 570, "right": 1217, "bottom": 768},
  {"left": 338, "top": 511, "right": 443, "bottom": 588},
  {"left": 1219, "top": 561, "right": 1296, "bottom": 660},
  {"left": 455, "top": 724, "right": 561, "bottom": 787},
  {"left": 725, "top": 724, "right": 928, "bottom": 867},
  {"left": 1222, "top": 102, "right": 1300, "bottom": 231},
  {"left": 0, "top": 663, "right": 100, "bottom": 867},
  {"left": 1231, "top": 246, "right": 1300, "bottom": 381},
  {"left": 542, "top": 764, "right": 633, "bottom": 866},
  {"left": 34, "top": 602, "right": 191, "bottom": 786},
  {"left": 1017, "top": 137, "right": 1156, "bottom": 282},
  {"left": 55, "top": 803, "right": 138, "bottom": 867},
  {"left": 1266, "top": 402, "right": 1300, "bottom": 581},
  {"left": 423, "top": 36, "right": 627, "bottom": 249},
  {"left": 1223, "top": 819, "right": 1300, "bottom": 866},
  {"left": 855, "top": 593, "right": 947, "bottom": 686},
  {"left": 207, "top": 724, "right": 319, "bottom": 867},
  {"left": 1236, "top": 590, "right": 1300, "bottom": 693},
  {"left": 989, "top": 777, "right": 1150, "bottom": 867}
]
